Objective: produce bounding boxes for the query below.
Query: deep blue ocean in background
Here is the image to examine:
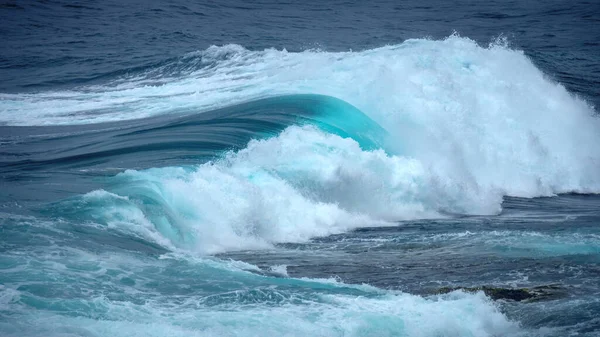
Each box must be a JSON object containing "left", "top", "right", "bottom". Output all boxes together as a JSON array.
[{"left": 1, "top": 1, "right": 600, "bottom": 336}]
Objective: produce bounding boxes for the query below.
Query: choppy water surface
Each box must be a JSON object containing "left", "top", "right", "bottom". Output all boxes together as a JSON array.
[{"left": 1, "top": 1, "right": 599, "bottom": 336}]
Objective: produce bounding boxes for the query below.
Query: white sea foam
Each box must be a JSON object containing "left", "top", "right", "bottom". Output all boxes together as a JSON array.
[
  {"left": 13, "top": 35, "right": 599, "bottom": 252},
  {"left": 86, "top": 126, "right": 437, "bottom": 253},
  {"left": 2, "top": 288, "right": 525, "bottom": 337},
  {"left": 0, "top": 236, "right": 532, "bottom": 337},
  {"left": 81, "top": 121, "right": 598, "bottom": 253},
  {"left": 268, "top": 265, "right": 289, "bottom": 277}
]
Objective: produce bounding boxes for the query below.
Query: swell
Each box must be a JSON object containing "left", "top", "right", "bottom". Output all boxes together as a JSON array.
[{"left": 0, "top": 94, "right": 385, "bottom": 174}]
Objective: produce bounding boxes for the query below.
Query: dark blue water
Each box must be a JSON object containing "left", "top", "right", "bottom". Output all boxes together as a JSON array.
[
  {"left": 2, "top": 0, "right": 599, "bottom": 105},
  {"left": 1, "top": 1, "right": 600, "bottom": 336}
]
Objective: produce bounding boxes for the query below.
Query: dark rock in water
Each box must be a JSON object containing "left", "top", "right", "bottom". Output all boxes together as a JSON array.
[{"left": 434, "top": 284, "right": 566, "bottom": 302}]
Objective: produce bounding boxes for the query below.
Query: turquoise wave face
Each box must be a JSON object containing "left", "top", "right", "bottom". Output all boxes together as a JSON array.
[
  {"left": 137, "top": 94, "right": 389, "bottom": 154},
  {"left": 1, "top": 94, "right": 388, "bottom": 172},
  {"left": 279, "top": 94, "right": 390, "bottom": 152}
]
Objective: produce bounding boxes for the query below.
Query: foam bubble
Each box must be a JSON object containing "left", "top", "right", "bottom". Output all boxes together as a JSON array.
[{"left": 268, "top": 265, "right": 289, "bottom": 277}]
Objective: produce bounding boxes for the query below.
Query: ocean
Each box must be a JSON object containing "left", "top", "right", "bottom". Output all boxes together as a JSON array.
[{"left": 1, "top": 1, "right": 599, "bottom": 336}]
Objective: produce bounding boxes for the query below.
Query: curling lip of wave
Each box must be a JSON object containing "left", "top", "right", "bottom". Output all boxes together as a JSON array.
[{"left": 0, "top": 94, "right": 386, "bottom": 173}]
